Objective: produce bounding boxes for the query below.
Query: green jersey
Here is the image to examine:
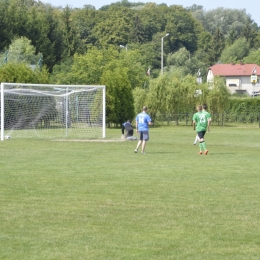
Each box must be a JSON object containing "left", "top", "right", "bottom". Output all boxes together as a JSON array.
[
  {"left": 203, "top": 110, "right": 211, "bottom": 122},
  {"left": 193, "top": 111, "right": 210, "bottom": 132}
]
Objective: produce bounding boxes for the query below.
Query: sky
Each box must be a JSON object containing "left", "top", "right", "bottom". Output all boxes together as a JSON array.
[{"left": 43, "top": 0, "right": 260, "bottom": 26}]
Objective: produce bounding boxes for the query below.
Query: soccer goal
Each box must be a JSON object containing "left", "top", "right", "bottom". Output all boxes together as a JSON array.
[{"left": 0, "top": 83, "right": 106, "bottom": 141}]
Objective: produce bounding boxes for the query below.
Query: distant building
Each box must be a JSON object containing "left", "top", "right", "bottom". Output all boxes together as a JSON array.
[{"left": 207, "top": 63, "right": 260, "bottom": 96}]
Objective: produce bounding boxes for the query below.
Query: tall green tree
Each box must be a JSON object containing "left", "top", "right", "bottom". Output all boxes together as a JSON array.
[
  {"left": 60, "top": 6, "right": 83, "bottom": 59},
  {"left": 165, "top": 5, "right": 198, "bottom": 53},
  {"left": 101, "top": 65, "right": 135, "bottom": 124},
  {"left": 52, "top": 47, "right": 147, "bottom": 123},
  {"left": 241, "top": 20, "right": 258, "bottom": 48},
  {"left": 209, "top": 27, "right": 225, "bottom": 63},
  {"left": 243, "top": 50, "right": 260, "bottom": 65},
  {"left": 220, "top": 37, "right": 250, "bottom": 63},
  {"left": 91, "top": 7, "right": 134, "bottom": 46},
  {"left": 207, "top": 76, "right": 230, "bottom": 114},
  {"left": 129, "top": 15, "right": 147, "bottom": 43},
  {"left": 0, "top": 0, "right": 12, "bottom": 50},
  {"left": 226, "top": 27, "right": 239, "bottom": 46},
  {"left": 191, "top": 7, "right": 253, "bottom": 37}
]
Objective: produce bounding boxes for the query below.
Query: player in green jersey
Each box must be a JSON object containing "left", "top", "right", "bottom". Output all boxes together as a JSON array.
[
  {"left": 193, "top": 104, "right": 211, "bottom": 145},
  {"left": 193, "top": 105, "right": 211, "bottom": 155}
]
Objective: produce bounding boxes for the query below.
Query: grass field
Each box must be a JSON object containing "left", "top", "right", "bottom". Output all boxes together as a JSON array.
[{"left": 1, "top": 126, "right": 260, "bottom": 259}]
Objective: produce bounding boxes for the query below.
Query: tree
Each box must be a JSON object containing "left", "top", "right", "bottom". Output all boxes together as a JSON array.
[
  {"left": 165, "top": 5, "right": 198, "bottom": 53},
  {"left": 191, "top": 7, "right": 253, "bottom": 37},
  {"left": 220, "top": 37, "right": 250, "bottom": 63},
  {"left": 101, "top": 65, "right": 135, "bottom": 124},
  {"left": 0, "top": 0, "right": 12, "bottom": 50},
  {"left": 91, "top": 7, "right": 134, "bottom": 46},
  {"left": 166, "top": 47, "right": 208, "bottom": 81},
  {"left": 243, "top": 50, "right": 260, "bottom": 65},
  {"left": 226, "top": 27, "right": 239, "bottom": 46},
  {"left": 133, "top": 87, "right": 147, "bottom": 114},
  {"left": 129, "top": 15, "right": 147, "bottom": 43},
  {"left": 0, "top": 63, "right": 49, "bottom": 83},
  {"left": 141, "top": 71, "right": 209, "bottom": 121},
  {"left": 241, "top": 20, "right": 258, "bottom": 48},
  {"left": 60, "top": 6, "right": 83, "bottom": 59},
  {"left": 7, "top": 36, "right": 38, "bottom": 64},
  {"left": 209, "top": 27, "right": 225, "bottom": 63},
  {"left": 207, "top": 76, "right": 230, "bottom": 115},
  {"left": 52, "top": 47, "right": 147, "bottom": 124}
]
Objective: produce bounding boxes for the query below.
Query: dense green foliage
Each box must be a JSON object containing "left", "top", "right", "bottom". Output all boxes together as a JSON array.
[
  {"left": 0, "top": 0, "right": 260, "bottom": 123},
  {"left": 229, "top": 97, "right": 260, "bottom": 113},
  {"left": 0, "top": 63, "right": 49, "bottom": 83},
  {"left": 133, "top": 72, "right": 230, "bottom": 121},
  {"left": 0, "top": 0, "right": 259, "bottom": 71}
]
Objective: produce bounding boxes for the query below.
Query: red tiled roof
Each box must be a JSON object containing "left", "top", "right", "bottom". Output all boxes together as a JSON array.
[{"left": 209, "top": 64, "right": 260, "bottom": 76}]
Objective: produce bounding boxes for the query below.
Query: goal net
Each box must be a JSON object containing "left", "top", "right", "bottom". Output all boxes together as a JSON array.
[{"left": 0, "top": 83, "right": 106, "bottom": 140}]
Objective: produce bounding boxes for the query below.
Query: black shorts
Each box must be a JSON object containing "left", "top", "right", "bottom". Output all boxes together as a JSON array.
[{"left": 197, "top": 131, "right": 206, "bottom": 139}]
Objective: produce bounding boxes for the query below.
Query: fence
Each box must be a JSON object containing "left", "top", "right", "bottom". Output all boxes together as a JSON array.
[
  {"left": 0, "top": 51, "right": 42, "bottom": 69},
  {"left": 154, "top": 113, "right": 260, "bottom": 127}
]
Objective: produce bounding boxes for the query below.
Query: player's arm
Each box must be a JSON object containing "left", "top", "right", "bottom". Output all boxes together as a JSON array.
[
  {"left": 193, "top": 120, "right": 196, "bottom": 130},
  {"left": 136, "top": 120, "right": 138, "bottom": 133},
  {"left": 148, "top": 116, "right": 153, "bottom": 125}
]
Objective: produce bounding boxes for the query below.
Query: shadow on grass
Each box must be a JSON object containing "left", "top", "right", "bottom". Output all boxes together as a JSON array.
[
  {"left": 208, "top": 153, "right": 236, "bottom": 155},
  {"left": 147, "top": 151, "right": 179, "bottom": 154}
]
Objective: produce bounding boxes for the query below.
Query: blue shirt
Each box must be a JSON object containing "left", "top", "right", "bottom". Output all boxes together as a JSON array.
[{"left": 136, "top": 112, "right": 152, "bottom": 131}]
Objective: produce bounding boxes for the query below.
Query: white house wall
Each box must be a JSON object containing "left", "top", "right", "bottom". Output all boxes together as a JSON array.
[{"left": 226, "top": 76, "right": 260, "bottom": 95}]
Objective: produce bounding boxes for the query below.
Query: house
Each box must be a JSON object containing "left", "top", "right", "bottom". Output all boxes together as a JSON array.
[{"left": 207, "top": 63, "right": 260, "bottom": 96}]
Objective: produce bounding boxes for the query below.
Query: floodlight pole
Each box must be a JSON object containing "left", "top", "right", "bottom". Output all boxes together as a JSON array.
[{"left": 161, "top": 33, "right": 169, "bottom": 75}]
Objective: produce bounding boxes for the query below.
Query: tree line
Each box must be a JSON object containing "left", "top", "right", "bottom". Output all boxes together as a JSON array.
[{"left": 0, "top": 0, "right": 260, "bottom": 124}]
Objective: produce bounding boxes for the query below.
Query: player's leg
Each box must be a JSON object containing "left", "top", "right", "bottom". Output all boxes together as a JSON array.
[
  {"left": 141, "top": 141, "right": 146, "bottom": 153},
  {"left": 198, "top": 131, "right": 208, "bottom": 155},
  {"left": 197, "top": 132, "right": 204, "bottom": 154},
  {"left": 194, "top": 134, "right": 199, "bottom": 145},
  {"left": 201, "top": 131, "right": 208, "bottom": 155},
  {"left": 135, "top": 132, "right": 143, "bottom": 153},
  {"left": 141, "top": 131, "right": 149, "bottom": 153}
]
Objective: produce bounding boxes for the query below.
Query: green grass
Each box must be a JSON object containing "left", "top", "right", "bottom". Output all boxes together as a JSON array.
[{"left": 1, "top": 126, "right": 260, "bottom": 259}]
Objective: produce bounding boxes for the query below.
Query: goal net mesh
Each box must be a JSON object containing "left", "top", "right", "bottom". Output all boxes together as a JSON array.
[{"left": 1, "top": 84, "right": 105, "bottom": 139}]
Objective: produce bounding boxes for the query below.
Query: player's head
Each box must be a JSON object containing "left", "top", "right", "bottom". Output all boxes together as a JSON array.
[
  {"left": 202, "top": 104, "right": 208, "bottom": 110},
  {"left": 143, "top": 106, "right": 148, "bottom": 112},
  {"left": 127, "top": 119, "right": 131, "bottom": 123},
  {"left": 197, "top": 105, "right": 202, "bottom": 111}
]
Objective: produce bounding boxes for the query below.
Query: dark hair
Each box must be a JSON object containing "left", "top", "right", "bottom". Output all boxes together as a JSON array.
[{"left": 202, "top": 104, "right": 208, "bottom": 110}]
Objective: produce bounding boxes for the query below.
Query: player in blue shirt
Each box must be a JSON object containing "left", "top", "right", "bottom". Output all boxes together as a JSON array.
[{"left": 134, "top": 106, "right": 153, "bottom": 154}]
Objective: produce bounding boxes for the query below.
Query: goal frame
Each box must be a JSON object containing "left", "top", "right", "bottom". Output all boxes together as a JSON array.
[{"left": 0, "top": 82, "right": 106, "bottom": 141}]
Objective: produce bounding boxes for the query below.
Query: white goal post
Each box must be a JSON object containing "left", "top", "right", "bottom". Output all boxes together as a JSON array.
[{"left": 0, "top": 83, "right": 106, "bottom": 141}]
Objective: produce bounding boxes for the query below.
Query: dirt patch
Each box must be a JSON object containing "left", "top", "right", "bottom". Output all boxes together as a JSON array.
[{"left": 53, "top": 139, "right": 125, "bottom": 143}]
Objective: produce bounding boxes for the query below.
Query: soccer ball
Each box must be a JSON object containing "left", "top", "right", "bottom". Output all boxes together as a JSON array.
[{"left": 5, "top": 135, "right": 11, "bottom": 139}]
